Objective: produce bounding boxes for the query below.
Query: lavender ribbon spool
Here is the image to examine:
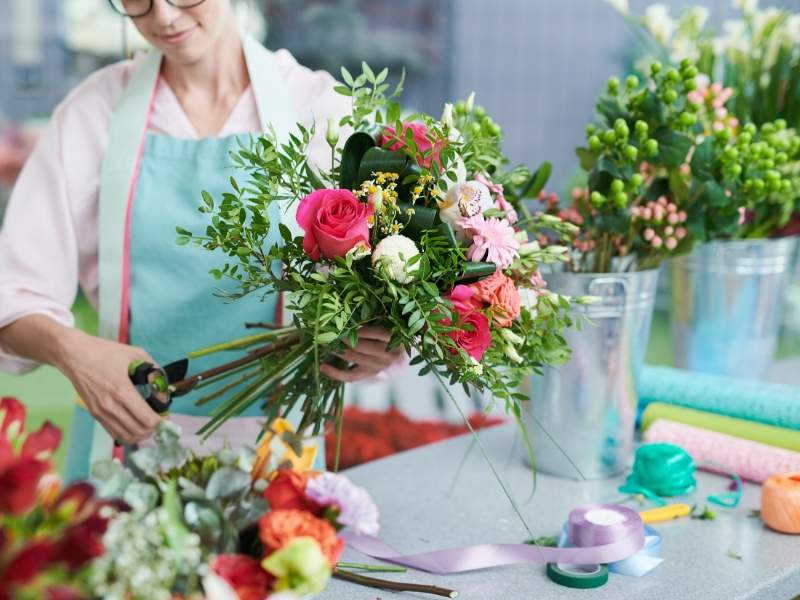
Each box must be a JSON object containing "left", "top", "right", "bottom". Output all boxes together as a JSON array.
[{"left": 342, "top": 503, "right": 646, "bottom": 575}]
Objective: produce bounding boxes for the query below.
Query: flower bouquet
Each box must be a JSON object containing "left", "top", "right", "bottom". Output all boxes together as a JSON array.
[{"left": 179, "top": 63, "right": 581, "bottom": 458}]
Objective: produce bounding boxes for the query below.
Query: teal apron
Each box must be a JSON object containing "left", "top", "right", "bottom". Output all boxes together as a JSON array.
[{"left": 64, "top": 36, "right": 315, "bottom": 481}]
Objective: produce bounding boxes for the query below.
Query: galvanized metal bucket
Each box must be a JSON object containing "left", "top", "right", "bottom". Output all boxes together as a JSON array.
[
  {"left": 671, "top": 237, "right": 798, "bottom": 379},
  {"left": 522, "top": 269, "right": 659, "bottom": 480}
]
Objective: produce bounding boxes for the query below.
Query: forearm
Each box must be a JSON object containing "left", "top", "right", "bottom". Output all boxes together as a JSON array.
[{"left": 0, "top": 313, "right": 82, "bottom": 371}]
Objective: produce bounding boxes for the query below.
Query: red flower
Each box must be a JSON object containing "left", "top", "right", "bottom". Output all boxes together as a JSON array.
[
  {"left": 0, "top": 457, "right": 49, "bottom": 515},
  {"left": 263, "top": 469, "right": 322, "bottom": 515},
  {"left": 296, "top": 188, "right": 372, "bottom": 261},
  {"left": 0, "top": 436, "right": 14, "bottom": 473},
  {"left": 444, "top": 285, "right": 492, "bottom": 361},
  {"left": 43, "top": 586, "right": 86, "bottom": 600},
  {"left": 211, "top": 554, "right": 272, "bottom": 600},
  {"left": 53, "top": 482, "right": 95, "bottom": 517},
  {"left": 381, "top": 122, "right": 445, "bottom": 169},
  {"left": 54, "top": 514, "right": 108, "bottom": 570},
  {"left": 21, "top": 421, "right": 61, "bottom": 461},
  {"left": 0, "top": 540, "right": 55, "bottom": 586},
  {"left": 0, "top": 397, "right": 25, "bottom": 440}
]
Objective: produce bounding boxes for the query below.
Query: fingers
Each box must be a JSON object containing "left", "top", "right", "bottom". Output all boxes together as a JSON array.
[
  {"left": 320, "top": 363, "right": 379, "bottom": 383},
  {"left": 123, "top": 391, "right": 163, "bottom": 431},
  {"left": 339, "top": 348, "right": 391, "bottom": 371},
  {"left": 89, "top": 393, "right": 151, "bottom": 444},
  {"left": 353, "top": 326, "right": 391, "bottom": 343}
]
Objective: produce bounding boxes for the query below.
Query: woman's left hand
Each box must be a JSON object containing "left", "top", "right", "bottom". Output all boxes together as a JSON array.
[{"left": 320, "top": 326, "right": 408, "bottom": 383}]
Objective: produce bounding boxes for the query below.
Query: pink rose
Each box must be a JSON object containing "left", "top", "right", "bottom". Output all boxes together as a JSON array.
[
  {"left": 445, "top": 286, "right": 492, "bottom": 361},
  {"left": 296, "top": 189, "right": 372, "bottom": 260},
  {"left": 381, "top": 122, "right": 444, "bottom": 169}
]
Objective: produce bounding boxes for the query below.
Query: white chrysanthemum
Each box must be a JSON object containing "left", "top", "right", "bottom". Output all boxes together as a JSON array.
[
  {"left": 734, "top": 0, "right": 759, "bottom": 16},
  {"left": 439, "top": 181, "right": 494, "bottom": 240},
  {"left": 643, "top": 4, "right": 676, "bottom": 44},
  {"left": 371, "top": 235, "right": 420, "bottom": 284}
]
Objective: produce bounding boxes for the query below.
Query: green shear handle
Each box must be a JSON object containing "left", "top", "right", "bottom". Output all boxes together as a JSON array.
[{"left": 128, "top": 360, "right": 172, "bottom": 413}]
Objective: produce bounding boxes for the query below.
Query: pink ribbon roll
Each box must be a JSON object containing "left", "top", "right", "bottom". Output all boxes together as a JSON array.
[
  {"left": 643, "top": 419, "right": 800, "bottom": 483},
  {"left": 342, "top": 504, "right": 645, "bottom": 574}
]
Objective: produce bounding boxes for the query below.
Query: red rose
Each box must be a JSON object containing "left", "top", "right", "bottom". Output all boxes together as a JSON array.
[
  {"left": 0, "top": 396, "right": 25, "bottom": 440},
  {"left": 0, "top": 457, "right": 49, "bottom": 515},
  {"left": 381, "top": 122, "right": 444, "bottom": 169},
  {"left": 444, "top": 285, "right": 492, "bottom": 361},
  {"left": 263, "top": 469, "right": 322, "bottom": 515},
  {"left": 21, "top": 421, "right": 61, "bottom": 461},
  {"left": 296, "top": 188, "right": 371, "bottom": 260},
  {"left": 211, "top": 554, "right": 272, "bottom": 600}
]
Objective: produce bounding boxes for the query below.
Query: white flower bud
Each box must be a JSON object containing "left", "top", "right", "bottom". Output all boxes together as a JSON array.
[
  {"left": 576, "top": 295, "right": 602, "bottom": 305},
  {"left": 371, "top": 185, "right": 384, "bottom": 212},
  {"left": 346, "top": 241, "right": 372, "bottom": 261},
  {"left": 519, "top": 241, "right": 542, "bottom": 256},
  {"left": 546, "top": 245, "right": 569, "bottom": 255},
  {"left": 466, "top": 92, "right": 476, "bottom": 113},
  {"left": 441, "top": 102, "right": 454, "bottom": 129},
  {"left": 326, "top": 116, "right": 340, "bottom": 147},
  {"left": 505, "top": 344, "right": 524, "bottom": 364},
  {"left": 500, "top": 328, "right": 524, "bottom": 345}
]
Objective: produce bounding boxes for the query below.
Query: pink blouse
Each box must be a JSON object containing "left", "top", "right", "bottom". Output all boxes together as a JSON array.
[{"left": 0, "top": 49, "right": 349, "bottom": 374}]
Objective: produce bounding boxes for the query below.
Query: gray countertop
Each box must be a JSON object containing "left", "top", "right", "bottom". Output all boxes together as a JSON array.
[{"left": 322, "top": 423, "right": 800, "bottom": 600}]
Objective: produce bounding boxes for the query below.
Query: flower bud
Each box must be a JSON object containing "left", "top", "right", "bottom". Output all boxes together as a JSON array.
[
  {"left": 325, "top": 116, "right": 340, "bottom": 147},
  {"left": 504, "top": 345, "right": 524, "bottom": 364},
  {"left": 625, "top": 145, "right": 638, "bottom": 161},
  {"left": 466, "top": 92, "right": 475, "bottom": 113},
  {"left": 588, "top": 135, "right": 602, "bottom": 151},
  {"left": 614, "top": 119, "right": 630, "bottom": 139},
  {"left": 500, "top": 328, "right": 525, "bottom": 345},
  {"left": 607, "top": 76, "right": 620, "bottom": 94},
  {"left": 576, "top": 295, "right": 601, "bottom": 305},
  {"left": 441, "top": 102, "right": 454, "bottom": 129}
]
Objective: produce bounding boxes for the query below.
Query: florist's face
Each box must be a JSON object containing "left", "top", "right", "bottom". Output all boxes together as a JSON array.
[{"left": 126, "top": 0, "right": 233, "bottom": 64}]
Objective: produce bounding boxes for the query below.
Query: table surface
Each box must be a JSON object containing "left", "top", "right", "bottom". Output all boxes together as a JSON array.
[{"left": 322, "top": 423, "right": 800, "bottom": 600}]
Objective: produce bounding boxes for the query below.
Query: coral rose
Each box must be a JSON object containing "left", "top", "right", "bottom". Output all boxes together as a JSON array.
[
  {"left": 259, "top": 509, "right": 344, "bottom": 567},
  {"left": 296, "top": 189, "right": 371, "bottom": 261},
  {"left": 470, "top": 270, "right": 521, "bottom": 327}
]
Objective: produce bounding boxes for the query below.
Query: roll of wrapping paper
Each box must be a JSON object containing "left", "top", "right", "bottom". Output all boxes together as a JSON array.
[
  {"left": 641, "top": 403, "right": 800, "bottom": 453},
  {"left": 761, "top": 473, "right": 800, "bottom": 534},
  {"left": 639, "top": 365, "right": 800, "bottom": 430},
  {"left": 643, "top": 419, "right": 800, "bottom": 483}
]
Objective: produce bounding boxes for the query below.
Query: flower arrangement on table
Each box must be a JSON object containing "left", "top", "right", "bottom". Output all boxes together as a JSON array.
[
  {"left": 1, "top": 396, "right": 415, "bottom": 600},
  {"left": 179, "top": 63, "right": 584, "bottom": 459},
  {"left": 605, "top": 0, "right": 800, "bottom": 233},
  {"left": 535, "top": 58, "right": 800, "bottom": 273}
]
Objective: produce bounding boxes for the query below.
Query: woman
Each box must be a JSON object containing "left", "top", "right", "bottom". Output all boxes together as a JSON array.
[{"left": 0, "top": 0, "right": 406, "bottom": 480}]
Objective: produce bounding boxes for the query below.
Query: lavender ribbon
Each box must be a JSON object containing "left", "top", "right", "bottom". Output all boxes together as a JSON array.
[{"left": 342, "top": 503, "right": 645, "bottom": 575}]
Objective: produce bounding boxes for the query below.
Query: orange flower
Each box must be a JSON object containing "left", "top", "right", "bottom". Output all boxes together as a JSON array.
[
  {"left": 470, "top": 269, "right": 521, "bottom": 327},
  {"left": 259, "top": 509, "right": 343, "bottom": 567}
]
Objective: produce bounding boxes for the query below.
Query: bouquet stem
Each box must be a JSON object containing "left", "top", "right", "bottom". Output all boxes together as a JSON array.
[{"left": 333, "top": 568, "right": 458, "bottom": 598}]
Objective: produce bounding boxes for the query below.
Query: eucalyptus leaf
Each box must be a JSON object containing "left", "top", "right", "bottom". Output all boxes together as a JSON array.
[
  {"left": 122, "top": 482, "right": 159, "bottom": 514},
  {"left": 205, "top": 467, "right": 251, "bottom": 500}
]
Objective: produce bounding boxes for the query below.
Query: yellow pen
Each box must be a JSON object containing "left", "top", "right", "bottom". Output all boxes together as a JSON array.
[{"left": 639, "top": 503, "right": 692, "bottom": 524}]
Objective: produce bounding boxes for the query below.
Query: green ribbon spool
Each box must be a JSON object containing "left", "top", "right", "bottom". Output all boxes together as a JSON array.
[
  {"left": 619, "top": 443, "right": 697, "bottom": 504},
  {"left": 546, "top": 563, "right": 609, "bottom": 589}
]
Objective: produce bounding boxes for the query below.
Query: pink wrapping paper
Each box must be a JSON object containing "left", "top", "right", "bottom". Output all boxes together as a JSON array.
[{"left": 643, "top": 419, "right": 800, "bottom": 483}]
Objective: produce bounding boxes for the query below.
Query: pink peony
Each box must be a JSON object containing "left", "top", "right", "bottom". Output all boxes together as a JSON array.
[
  {"left": 381, "top": 122, "right": 444, "bottom": 169},
  {"left": 458, "top": 215, "right": 519, "bottom": 269},
  {"left": 296, "top": 189, "right": 372, "bottom": 261}
]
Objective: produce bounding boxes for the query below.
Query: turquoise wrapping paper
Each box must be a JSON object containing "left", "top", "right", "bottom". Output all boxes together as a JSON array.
[{"left": 638, "top": 365, "right": 800, "bottom": 430}]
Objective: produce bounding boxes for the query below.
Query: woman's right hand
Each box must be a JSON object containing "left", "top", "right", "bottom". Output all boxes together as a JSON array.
[{"left": 55, "top": 329, "right": 162, "bottom": 444}]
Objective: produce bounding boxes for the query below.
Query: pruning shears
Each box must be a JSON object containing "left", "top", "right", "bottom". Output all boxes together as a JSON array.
[{"left": 127, "top": 358, "right": 191, "bottom": 414}]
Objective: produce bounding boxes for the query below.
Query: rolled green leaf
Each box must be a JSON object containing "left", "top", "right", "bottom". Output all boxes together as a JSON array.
[
  {"left": 339, "top": 132, "right": 376, "bottom": 190},
  {"left": 459, "top": 261, "right": 497, "bottom": 282},
  {"left": 357, "top": 147, "right": 411, "bottom": 187},
  {"left": 398, "top": 202, "right": 437, "bottom": 239},
  {"left": 437, "top": 222, "right": 458, "bottom": 247},
  {"left": 521, "top": 161, "right": 552, "bottom": 199}
]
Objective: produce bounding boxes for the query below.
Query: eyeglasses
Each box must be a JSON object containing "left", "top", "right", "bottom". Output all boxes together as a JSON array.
[{"left": 108, "top": 0, "right": 207, "bottom": 18}]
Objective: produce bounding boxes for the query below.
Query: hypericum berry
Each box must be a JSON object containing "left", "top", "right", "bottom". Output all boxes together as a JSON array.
[
  {"left": 684, "top": 78, "right": 697, "bottom": 91},
  {"left": 588, "top": 135, "right": 602, "bottom": 151},
  {"left": 737, "top": 132, "right": 752, "bottom": 145},
  {"left": 635, "top": 120, "right": 649, "bottom": 139},
  {"left": 590, "top": 191, "right": 605, "bottom": 206},
  {"left": 454, "top": 100, "right": 467, "bottom": 114},
  {"left": 651, "top": 62, "right": 663, "bottom": 75},
  {"left": 679, "top": 112, "right": 696, "bottom": 127},
  {"left": 744, "top": 123, "right": 757, "bottom": 135},
  {"left": 607, "top": 76, "right": 620, "bottom": 94},
  {"left": 626, "top": 75, "right": 639, "bottom": 90},
  {"left": 613, "top": 192, "right": 628, "bottom": 207},
  {"left": 775, "top": 152, "right": 788, "bottom": 164},
  {"left": 614, "top": 119, "right": 630, "bottom": 139},
  {"left": 752, "top": 178, "right": 765, "bottom": 192},
  {"left": 603, "top": 130, "right": 617, "bottom": 145},
  {"left": 664, "top": 89, "right": 678, "bottom": 104},
  {"left": 775, "top": 119, "right": 787, "bottom": 130},
  {"left": 625, "top": 145, "right": 638, "bottom": 161},
  {"left": 761, "top": 159, "right": 775, "bottom": 170},
  {"left": 644, "top": 139, "right": 659, "bottom": 157},
  {"left": 680, "top": 58, "right": 692, "bottom": 70},
  {"left": 474, "top": 105, "right": 486, "bottom": 118},
  {"left": 686, "top": 101, "right": 701, "bottom": 113},
  {"left": 729, "top": 164, "right": 742, "bottom": 176},
  {"left": 631, "top": 173, "right": 644, "bottom": 187},
  {"left": 682, "top": 65, "right": 698, "bottom": 79},
  {"left": 666, "top": 68, "right": 681, "bottom": 82},
  {"left": 586, "top": 124, "right": 597, "bottom": 136},
  {"left": 611, "top": 179, "right": 625, "bottom": 193}
]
